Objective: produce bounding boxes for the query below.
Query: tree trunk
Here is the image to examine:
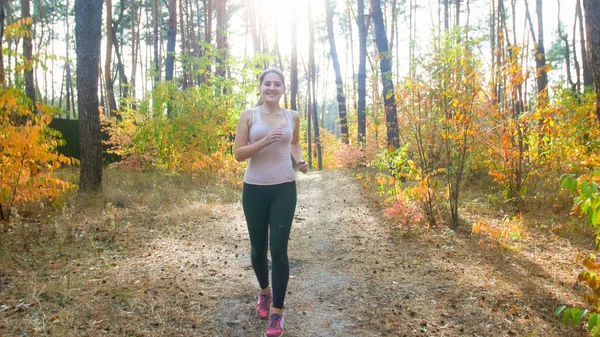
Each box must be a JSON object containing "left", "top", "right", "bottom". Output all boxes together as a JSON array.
[
  {"left": 65, "top": 0, "right": 73, "bottom": 117},
  {"left": 22, "top": 0, "right": 35, "bottom": 109},
  {"left": 76, "top": 0, "right": 104, "bottom": 192},
  {"left": 371, "top": 0, "right": 399, "bottom": 149},
  {"left": 104, "top": 0, "right": 117, "bottom": 115},
  {"left": 557, "top": 0, "right": 575, "bottom": 91},
  {"left": 308, "top": 0, "right": 322, "bottom": 170},
  {"left": 165, "top": 0, "right": 177, "bottom": 82},
  {"left": 0, "top": 0, "right": 7, "bottom": 86},
  {"left": 179, "top": 0, "right": 188, "bottom": 88},
  {"left": 357, "top": 0, "right": 367, "bottom": 144},
  {"left": 153, "top": 0, "right": 160, "bottom": 85},
  {"left": 201, "top": 0, "right": 212, "bottom": 83},
  {"left": 583, "top": 0, "right": 600, "bottom": 121},
  {"left": 444, "top": 0, "right": 449, "bottom": 31},
  {"left": 130, "top": 0, "right": 140, "bottom": 108},
  {"left": 215, "top": 0, "right": 226, "bottom": 78},
  {"left": 249, "top": 0, "right": 260, "bottom": 54},
  {"left": 525, "top": 0, "right": 548, "bottom": 103},
  {"left": 578, "top": 0, "right": 593, "bottom": 88},
  {"left": 325, "top": 0, "right": 348, "bottom": 144},
  {"left": 290, "top": 6, "right": 298, "bottom": 111}
]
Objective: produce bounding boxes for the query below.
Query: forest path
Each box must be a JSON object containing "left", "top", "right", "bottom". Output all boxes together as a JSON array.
[
  {"left": 206, "top": 170, "right": 583, "bottom": 337},
  {"left": 209, "top": 170, "right": 391, "bottom": 336}
]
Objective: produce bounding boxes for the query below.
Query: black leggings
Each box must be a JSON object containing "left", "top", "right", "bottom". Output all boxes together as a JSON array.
[{"left": 242, "top": 181, "right": 296, "bottom": 309}]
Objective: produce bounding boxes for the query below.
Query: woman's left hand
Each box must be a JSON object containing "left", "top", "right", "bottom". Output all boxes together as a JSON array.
[{"left": 297, "top": 160, "right": 308, "bottom": 174}]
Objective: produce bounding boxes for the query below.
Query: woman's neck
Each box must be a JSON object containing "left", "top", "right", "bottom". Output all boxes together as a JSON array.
[{"left": 261, "top": 103, "right": 281, "bottom": 114}]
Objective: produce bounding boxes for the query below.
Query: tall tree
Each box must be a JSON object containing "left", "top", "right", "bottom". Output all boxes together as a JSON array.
[
  {"left": 249, "top": 0, "right": 260, "bottom": 54},
  {"left": 308, "top": 0, "right": 322, "bottom": 170},
  {"left": 557, "top": 0, "right": 575, "bottom": 91},
  {"left": 578, "top": 0, "right": 593, "bottom": 88},
  {"left": 525, "top": 0, "right": 548, "bottom": 103},
  {"left": 0, "top": 0, "right": 7, "bottom": 86},
  {"left": 357, "top": 0, "right": 367, "bottom": 144},
  {"left": 201, "top": 0, "right": 212, "bottom": 83},
  {"left": 76, "top": 0, "right": 104, "bottom": 192},
  {"left": 215, "top": 0, "right": 226, "bottom": 78},
  {"left": 325, "top": 0, "right": 348, "bottom": 144},
  {"left": 22, "top": 0, "right": 35, "bottom": 108},
  {"left": 371, "top": 0, "right": 400, "bottom": 149},
  {"left": 152, "top": 0, "right": 159, "bottom": 85},
  {"left": 179, "top": 0, "right": 188, "bottom": 88},
  {"left": 290, "top": 3, "right": 298, "bottom": 111},
  {"left": 104, "top": 0, "right": 117, "bottom": 115},
  {"left": 165, "top": 0, "right": 177, "bottom": 81},
  {"left": 583, "top": 0, "right": 600, "bottom": 121},
  {"left": 65, "top": 0, "right": 74, "bottom": 116}
]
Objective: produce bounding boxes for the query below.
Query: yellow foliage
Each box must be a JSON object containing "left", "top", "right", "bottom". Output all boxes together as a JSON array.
[{"left": 0, "top": 88, "right": 75, "bottom": 217}]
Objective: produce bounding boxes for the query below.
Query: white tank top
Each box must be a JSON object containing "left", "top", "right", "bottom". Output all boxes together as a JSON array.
[{"left": 244, "top": 107, "right": 295, "bottom": 185}]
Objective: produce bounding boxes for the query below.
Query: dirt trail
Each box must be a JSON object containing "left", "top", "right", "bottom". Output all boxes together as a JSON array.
[
  {"left": 206, "top": 170, "right": 583, "bottom": 337},
  {"left": 209, "top": 170, "right": 390, "bottom": 336}
]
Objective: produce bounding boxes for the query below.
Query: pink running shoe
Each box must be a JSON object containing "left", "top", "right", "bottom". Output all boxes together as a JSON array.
[
  {"left": 256, "top": 292, "right": 271, "bottom": 319},
  {"left": 266, "top": 313, "right": 284, "bottom": 337}
]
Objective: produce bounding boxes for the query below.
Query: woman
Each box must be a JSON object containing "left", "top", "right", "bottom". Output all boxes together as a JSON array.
[{"left": 234, "top": 68, "right": 308, "bottom": 337}]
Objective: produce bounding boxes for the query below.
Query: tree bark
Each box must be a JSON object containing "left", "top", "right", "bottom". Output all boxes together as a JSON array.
[
  {"left": 215, "top": 0, "right": 226, "bottom": 78},
  {"left": 357, "top": 0, "right": 367, "bottom": 144},
  {"left": 76, "top": 0, "right": 104, "bottom": 192},
  {"left": 557, "top": 0, "right": 575, "bottom": 91},
  {"left": 65, "top": 0, "right": 73, "bottom": 117},
  {"left": 444, "top": 0, "right": 449, "bottom": 31},
  {"left": 290, "top": 5, "right": 298, "bottom": 111},
  {"left": 371, "top": 0, "right": 399, "bottom": 149},
  {"left": 525, "top": 0, "right": 548, "bottom": 103},
  {"left": 153, "top": 0, "right": 160, "bottom": 85},
  {"left": 583, "top": 0, "right": 600, "bottom": 121},
  {"left": 0, "top": 0, "right": 5, "bottom": 86},
  {"left": 104, "top": 0, "right": 117, "bottom": 115},
  {"left": 308, "top": 0, "right": 322, "bottom": 170},
  {"left": 325, "top": 0, "right": 348, "bottom": 144},
  {"left": 578, "top": 0, "right": 593, "bottom": 88},
  {"left": 165, "top": 0, "right": 177, "bottom": 82},
  {"left": 22, "top": 0, "right": 35, "bottom": 109}
]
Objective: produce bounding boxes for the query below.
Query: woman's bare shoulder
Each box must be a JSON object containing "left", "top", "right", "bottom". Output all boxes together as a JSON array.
[{"left": 287, "top": 109, "right": 300, "bottom": 119}]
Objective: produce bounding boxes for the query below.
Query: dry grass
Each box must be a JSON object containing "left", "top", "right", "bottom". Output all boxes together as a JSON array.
[{"left": 0, "top": 168, "right": 243, "bottom": 336}]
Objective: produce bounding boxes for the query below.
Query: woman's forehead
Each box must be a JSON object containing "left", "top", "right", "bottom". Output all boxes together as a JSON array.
[{"left": 262, "top": 73, "right": 283, "bottom": 82}]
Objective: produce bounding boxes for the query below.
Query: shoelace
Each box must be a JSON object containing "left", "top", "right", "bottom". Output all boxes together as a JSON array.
[
  {"left": 260, "top": 294, "right": 270, "bottom": 306},
  {"left": 268, "top": 314, "right": 282, "bottom": 329}
]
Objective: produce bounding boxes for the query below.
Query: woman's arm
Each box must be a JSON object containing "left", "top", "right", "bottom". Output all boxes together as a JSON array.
[
  {"left": 290, "top": 111, "right": 308, "bottom": 173},
  {"left": 234, "top": 109, "right": 283, "bottom": 162}
]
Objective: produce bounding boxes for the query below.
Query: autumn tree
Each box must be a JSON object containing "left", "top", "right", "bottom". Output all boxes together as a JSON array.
[
  {"left": 308, "top": 0, "right": 322, "bottom": 170},
  {"left": 583, "top": 0, "right": 600, "bottom": 121},
  {"left": 371, "top": 0, "right": 399, "bottom": 149},
  {"left": 0, "top": 0, "right": 6, "bottom": 86},
  {"left": 21, "top": 0, "right": 35, "bottom": 110},
  {"left": 215, "top": 0, "right": 227, "bottom": 79},
  {"left": 76, "top": 0, "right": 104, "bottom": 192},
  {"left": 325, "top": 0, "right": 348, "bottom": 144},
  {"left": 525, "top": 0, "right": 548, "bottom": 104},
  {"left": 165, "top": 0, "right": 177, "bottom": 82},
  {"left": 290, "top": 3, "right": 298, "bottom": 111},
  {"left": 104, "top": 0, "right": 117, "bottom": 115},
  {"left": 357, "top": 0, "right": 366, "bottom": 144},
  {"left": 577, "top": 0, "right": 593, "bottom": 89}
]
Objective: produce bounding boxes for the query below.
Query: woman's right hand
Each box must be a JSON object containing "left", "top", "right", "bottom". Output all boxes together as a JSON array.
[{"left": 261, "top": 130, "right": 284, "bottom": 146}]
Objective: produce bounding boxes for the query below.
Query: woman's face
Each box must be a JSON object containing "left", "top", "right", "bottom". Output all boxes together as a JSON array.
[{"left": 259, "top": 72, "right": 285, "bottom": 104}]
